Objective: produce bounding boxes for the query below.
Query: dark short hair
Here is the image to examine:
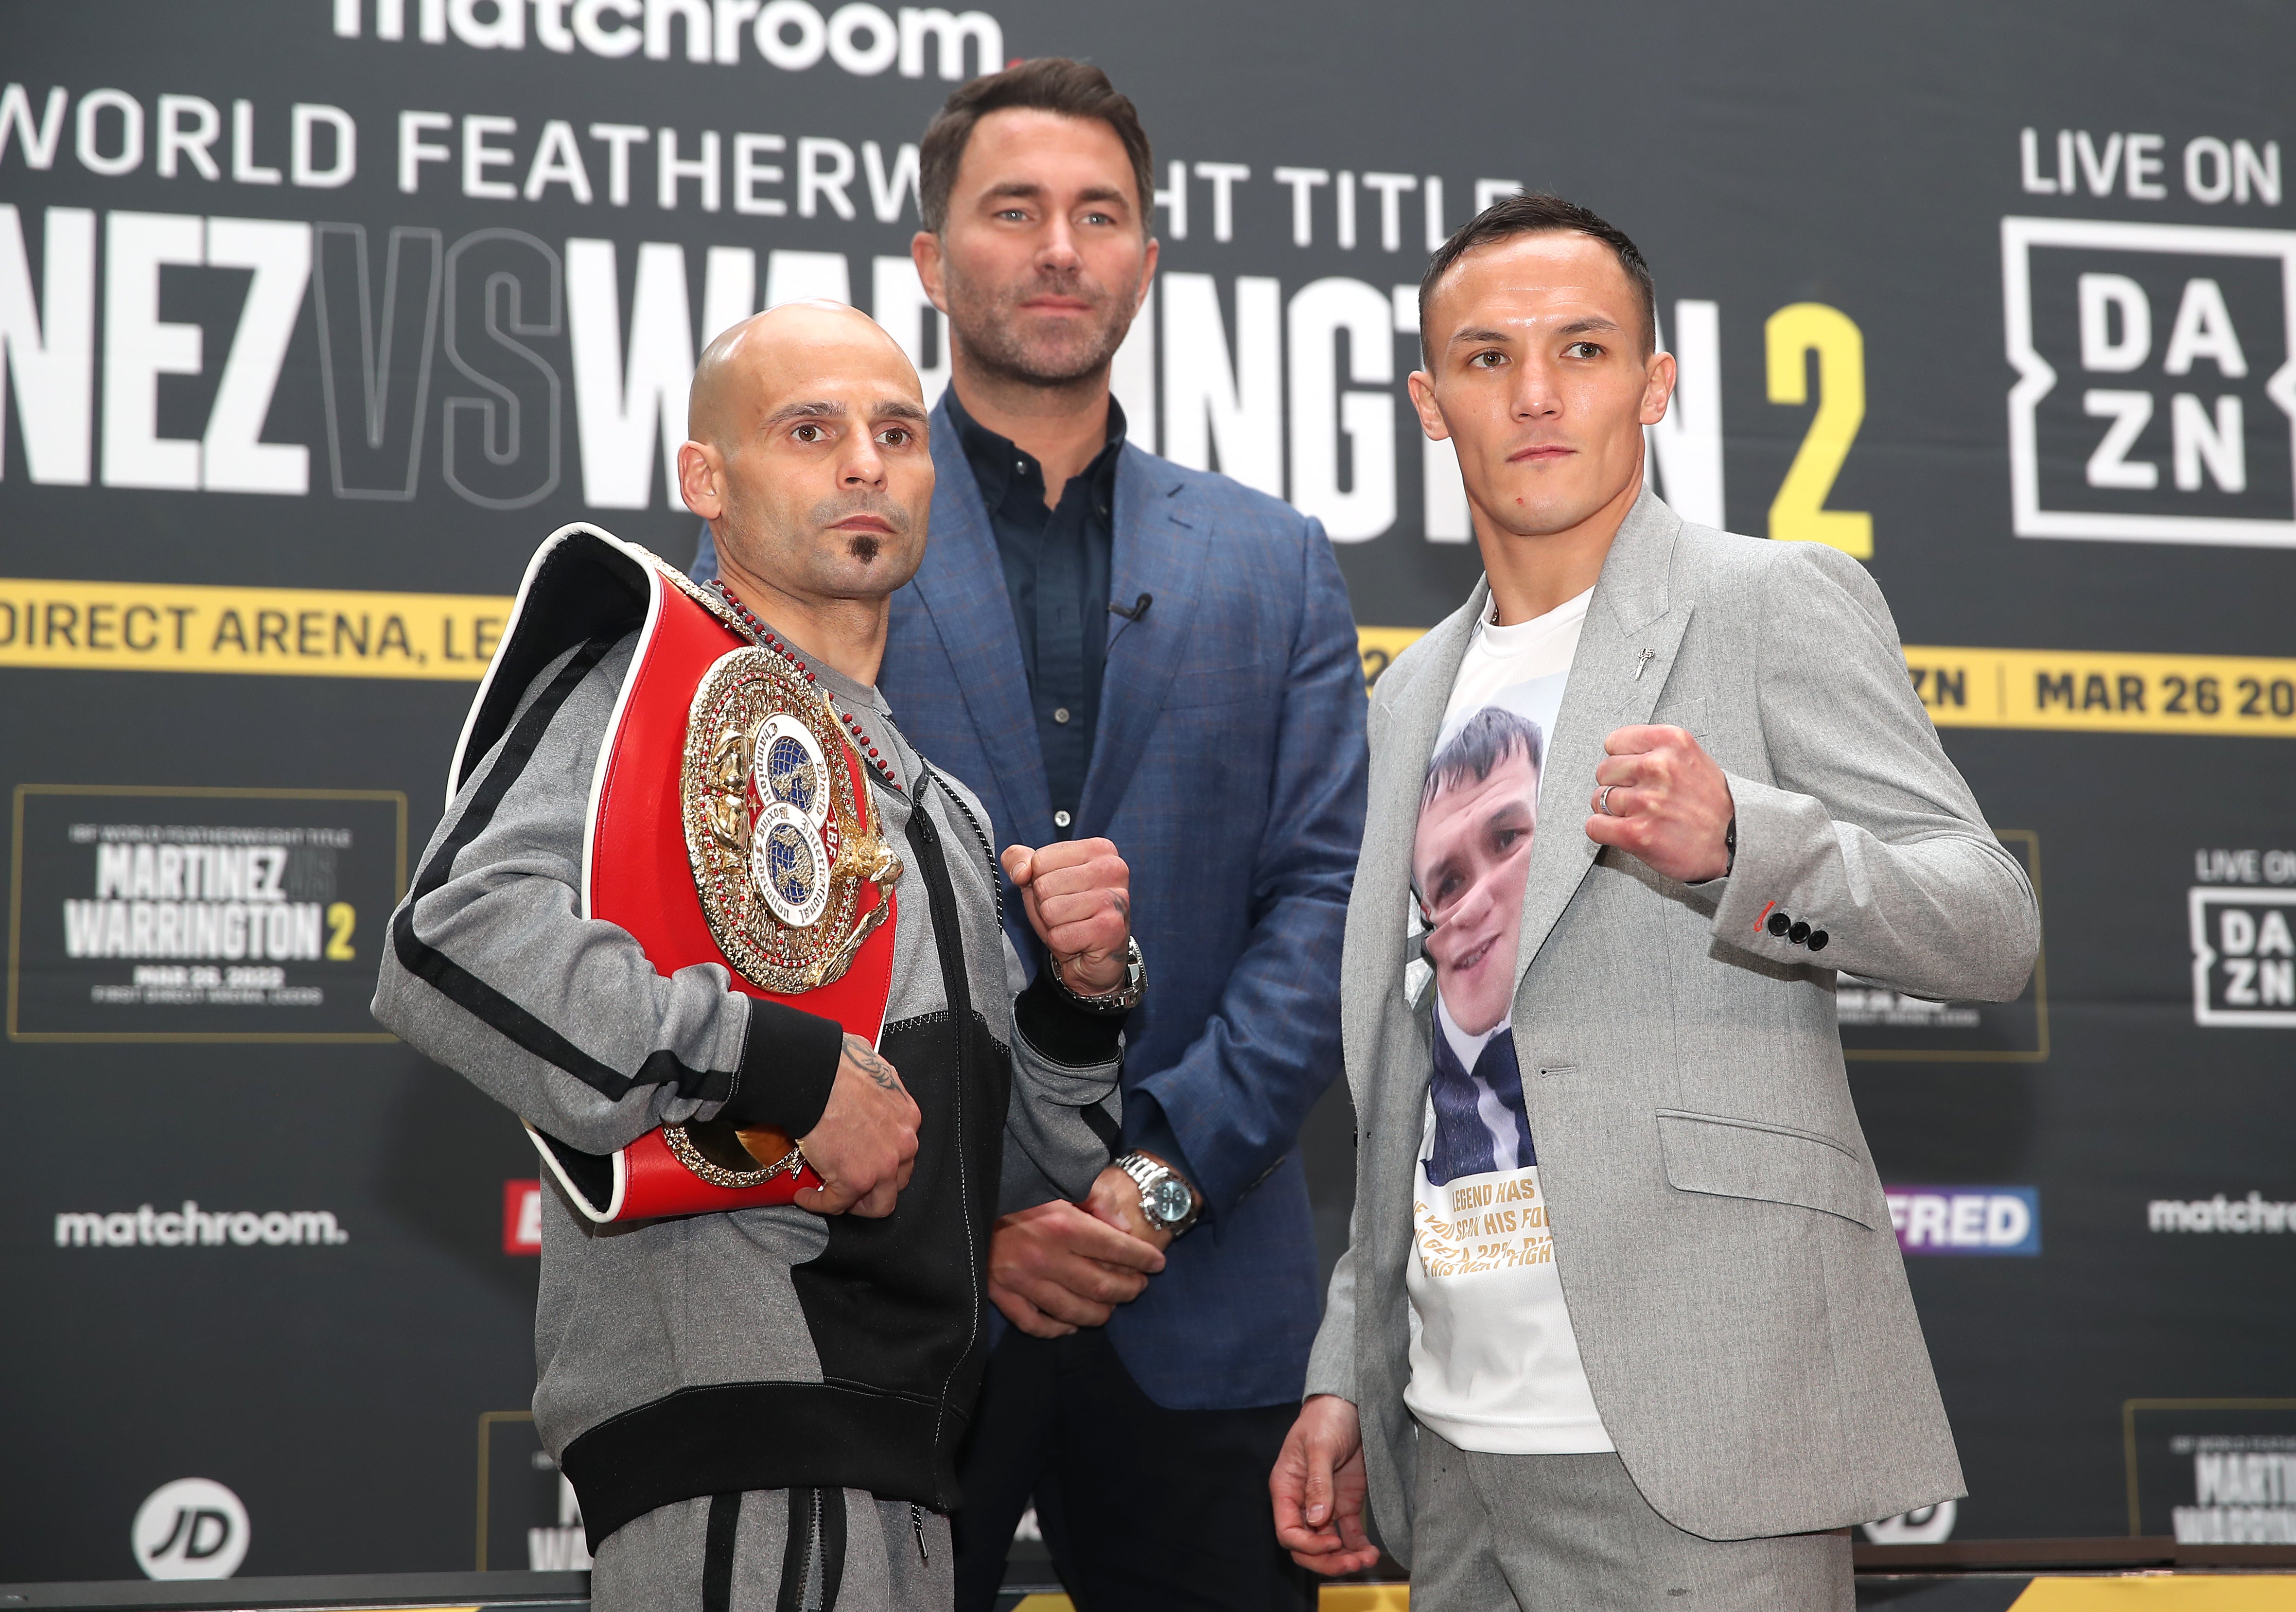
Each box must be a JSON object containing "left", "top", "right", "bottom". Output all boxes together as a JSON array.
[
  {"left": 918, "top": 58, "right": 1156, "bottom": 234},
  {"left": 1422, "top": 705, "right": 1544, "bottom": 811},
  {"left": 1418, "top": 193, "right": 1656, "bottom": 361}
]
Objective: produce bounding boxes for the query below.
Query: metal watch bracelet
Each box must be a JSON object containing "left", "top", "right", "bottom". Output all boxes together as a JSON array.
[
  {"left": 1051, "top": 935, "right": 1146, "bottom": 1013},
  {"left": 1118, "top": 1150, "right": 1201, "bottom": 1236}
]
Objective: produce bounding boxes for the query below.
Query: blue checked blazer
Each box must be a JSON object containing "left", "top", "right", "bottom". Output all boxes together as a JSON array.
[{"left": 880, "top": 397, "right": 1367, "bottom": 1410}]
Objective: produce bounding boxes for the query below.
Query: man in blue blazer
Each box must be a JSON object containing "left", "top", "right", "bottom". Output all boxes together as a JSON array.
[{"left": 701, "top": 57, "right": 1365, "bottom": 1612}]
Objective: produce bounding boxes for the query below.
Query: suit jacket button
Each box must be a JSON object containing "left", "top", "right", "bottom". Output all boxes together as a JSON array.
[
  {"left": 1767, "top": 910, "right": 1792, "bottom": 937},
  {"left": 1807, "top": 929, "right": 1829, "bottom": 952},
  {"left": 1788, "top": 920, "right": 1811, "bottom": 945}
]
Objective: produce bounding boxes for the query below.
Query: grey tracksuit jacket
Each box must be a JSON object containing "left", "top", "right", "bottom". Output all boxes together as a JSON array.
[{"left": 371, "top": 565, "right": 1121, "bottom": 1554}]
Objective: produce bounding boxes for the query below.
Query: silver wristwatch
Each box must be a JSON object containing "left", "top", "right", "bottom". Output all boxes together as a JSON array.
[
  {"left": 1118, "top": 1151, "right": 1201, "bottom": 1237},
  {"left": 1051, "top": 935, "right": 1146, "bottom": 1013}
]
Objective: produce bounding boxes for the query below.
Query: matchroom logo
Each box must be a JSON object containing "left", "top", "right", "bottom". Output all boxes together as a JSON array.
[
  {"left": 53, "top": 1202, "right": 349, "bottom": 1247},
  {"left": 2190, "top": 889, "right": 2296, "bottom": 1027},
  {"left": 2002, "top": 217, "right": 2296, "bottom": 548}
]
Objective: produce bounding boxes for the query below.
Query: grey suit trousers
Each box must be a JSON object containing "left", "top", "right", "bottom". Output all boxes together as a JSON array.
[{"left": 1410, "top": 1429, "right": 1853, "bottom": 1612}]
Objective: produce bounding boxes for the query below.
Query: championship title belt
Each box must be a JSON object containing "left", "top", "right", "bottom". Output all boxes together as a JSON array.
[
  {"left": 683, "top": 642, "right": 901, "bottom": 995},
  {"left": 471, "top": 528, "right": 900, "bottom": 1227}
]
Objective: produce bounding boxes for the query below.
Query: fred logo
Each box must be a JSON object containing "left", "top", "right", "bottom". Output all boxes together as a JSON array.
[
  {"left": 2002, "top": 217, "right": 2296, "bottom": 547},
  {"left": 2190, "top": 889, "right": 2296, "bottom": 1027},
  {"left": 1886, "top": 1187, "right": 2041, "bottom": 1256}
]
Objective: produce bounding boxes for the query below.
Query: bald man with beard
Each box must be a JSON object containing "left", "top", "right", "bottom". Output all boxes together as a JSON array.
[{"left": 375, "top": 302, "right": 1148, "bottom": 1612}]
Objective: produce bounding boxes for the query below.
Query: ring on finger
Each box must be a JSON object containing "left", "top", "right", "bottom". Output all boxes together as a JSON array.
[{"left": 1598, "top": 783, "right": 1623, "bottom": 816}]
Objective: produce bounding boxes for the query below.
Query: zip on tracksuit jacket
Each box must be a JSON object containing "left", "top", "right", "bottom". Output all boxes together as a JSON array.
[{"left": 372, "top": 609, "right": 1122, "bottom": 1554}]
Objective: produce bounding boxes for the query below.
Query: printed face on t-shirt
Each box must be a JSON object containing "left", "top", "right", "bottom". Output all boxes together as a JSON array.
[{"left": 1414, "top": 736, "right": 1540, "bottom": 1037}]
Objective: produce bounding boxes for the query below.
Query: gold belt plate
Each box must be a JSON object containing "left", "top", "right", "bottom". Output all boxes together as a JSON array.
[{"left": 680, "top": 647, "right": 899, "bottom": 993}]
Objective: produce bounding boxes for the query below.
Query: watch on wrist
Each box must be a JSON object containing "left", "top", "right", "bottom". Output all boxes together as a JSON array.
[
  {"left": 1051, "top": 935, "right": 1146, "bottom": 1013},
  {"left": 1118, "top": 1150, "right": 1200, "bottom": 1237}
]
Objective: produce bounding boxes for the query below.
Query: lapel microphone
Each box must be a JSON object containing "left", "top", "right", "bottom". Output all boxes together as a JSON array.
[{"left": 1106, "top": 592, "right": 1153, "bottom": 651}]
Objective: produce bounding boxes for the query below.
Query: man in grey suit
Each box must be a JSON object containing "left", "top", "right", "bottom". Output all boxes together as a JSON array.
[{"left": 1269, "top": 193, "right": 2040, "bottom": 1610}]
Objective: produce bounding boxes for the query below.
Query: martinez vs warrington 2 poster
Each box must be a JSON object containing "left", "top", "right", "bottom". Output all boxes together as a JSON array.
[{"left": 1, "top": 0, "right": 2292, "bottom": 1579}]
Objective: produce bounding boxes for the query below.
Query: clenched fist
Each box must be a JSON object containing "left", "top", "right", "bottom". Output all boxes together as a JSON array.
[
  {"left": 1001, "top": 837, "right": 1133, "bottom": 996},
  {"left": 1585, "top": 724, "right": 1735, "bottom": 884}
]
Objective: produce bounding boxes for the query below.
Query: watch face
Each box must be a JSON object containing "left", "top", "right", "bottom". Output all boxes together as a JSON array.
[{"left": 1148, "top": 1177, "right": 1193, "bottom": 1225}]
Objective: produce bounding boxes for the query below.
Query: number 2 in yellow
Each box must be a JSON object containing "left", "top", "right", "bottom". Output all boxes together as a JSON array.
[
  {"left": 1765, "top": 302, "right": 1873, "bottom": 559},
  {"left": 326, "top": 902, "right": 357, "bottom": 961}
]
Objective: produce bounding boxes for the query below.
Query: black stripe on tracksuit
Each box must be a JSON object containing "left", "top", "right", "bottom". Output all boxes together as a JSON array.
[
  {"left": 698, "top": 1475, "right": 854, "bottom": 1608},
  {"left": 562, "top": 805, "right": 1015, "bottom": 1548},
  {"left": 702, "top": 1492, "right": 740, "bottom": 1612},
  {"left": 391, "top": 635, "right": 696, "bottom": 1102},
  {"left": 390, "top": 633, "right": 838, "bottom": 1117}
]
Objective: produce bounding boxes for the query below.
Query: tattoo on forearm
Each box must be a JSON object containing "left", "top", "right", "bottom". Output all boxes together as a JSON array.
[{"left": 843, "top": 1033, "right": 901, "bottom": 1091}]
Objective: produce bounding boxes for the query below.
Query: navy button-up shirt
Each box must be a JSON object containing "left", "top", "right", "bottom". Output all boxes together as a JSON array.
[
  {"left": 943, "top": 387, "right": 1124, "bottom": 838},
  {"left": 939, "top": 392, "right": 1199, "bottom": 1195}
]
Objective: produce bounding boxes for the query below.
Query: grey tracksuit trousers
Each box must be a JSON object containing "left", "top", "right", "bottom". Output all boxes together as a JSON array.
[{"left": 593, "top": 1487, "right": 953, "bottom": 1612}]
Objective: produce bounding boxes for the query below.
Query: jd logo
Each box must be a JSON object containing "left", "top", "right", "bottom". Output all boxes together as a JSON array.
[
  {"left": 2002, "top": 216, "right": 2296, "bottom": 547},
  {"left": 1863, "top": 1499, "right": 1959, "bottom": 1544},
  {"left": 131, "top": 1477, "right": 249, "bottom": 1580}
]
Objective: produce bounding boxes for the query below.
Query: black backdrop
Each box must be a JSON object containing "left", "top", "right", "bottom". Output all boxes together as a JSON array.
[{"left": 4, "top": 0, "right": 2294, "bottom": 1581}]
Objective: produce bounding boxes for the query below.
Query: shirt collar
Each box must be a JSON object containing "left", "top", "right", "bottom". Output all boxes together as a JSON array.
[
  {"left": 1435, "top": 988, "right": 1506, "bottom": 1071},
  {"left": 945, "top": 385, "right": 1127, "bottom": 513}
]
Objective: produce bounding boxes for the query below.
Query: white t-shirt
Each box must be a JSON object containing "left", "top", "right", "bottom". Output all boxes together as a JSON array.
[{"left": 1402, "top": 585, "right": 1613, "bottom": 1454}]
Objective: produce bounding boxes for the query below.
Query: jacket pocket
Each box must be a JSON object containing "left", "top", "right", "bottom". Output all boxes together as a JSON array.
[{"left": 1655, "top": 1108, "right": 1881, "bottom": 1229}]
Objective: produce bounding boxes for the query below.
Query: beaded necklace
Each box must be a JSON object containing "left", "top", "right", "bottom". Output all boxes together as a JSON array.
[
  {"left": 702, "top": 578, "right": 1013, "bottom": 927},
  {"left": 709, "top": 581, "right": 906, "bottom": 797}
]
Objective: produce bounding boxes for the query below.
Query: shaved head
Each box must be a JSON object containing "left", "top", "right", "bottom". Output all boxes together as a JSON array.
[
  {"left": 674, "top": 301, "right": 936, "bottom": 677},
  {"left": 689, "top": 300, "right": 922, "bottom": 449}
]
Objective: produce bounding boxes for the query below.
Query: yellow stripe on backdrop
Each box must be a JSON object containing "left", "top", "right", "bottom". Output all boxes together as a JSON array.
[
  {"left": 1357, "top": 626, "right": 2296, "bottom": 740},
  {"left": 2, "top": 579, "right": 2293, "bottom": 745},
  {"left": 1357, "top": 627, "right": 1430, "bottom": 690},
  {"left": 0, "top": 578, "right": 512, "bottom": 680},
  {"left": 1319, "top": 1590, "right": 1415, "bottom": 1611},
  {"left": 2010, "top": 1579, "right": 2296, "bottom": 1609},
  {"left": 1898, "top": 646, "right": 2296, "bottom": 738}
]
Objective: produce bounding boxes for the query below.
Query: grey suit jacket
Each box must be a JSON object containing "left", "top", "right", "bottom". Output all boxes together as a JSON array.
[{"left": 1304, "top": 487, "right": 2039, "bottom": 1555}]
